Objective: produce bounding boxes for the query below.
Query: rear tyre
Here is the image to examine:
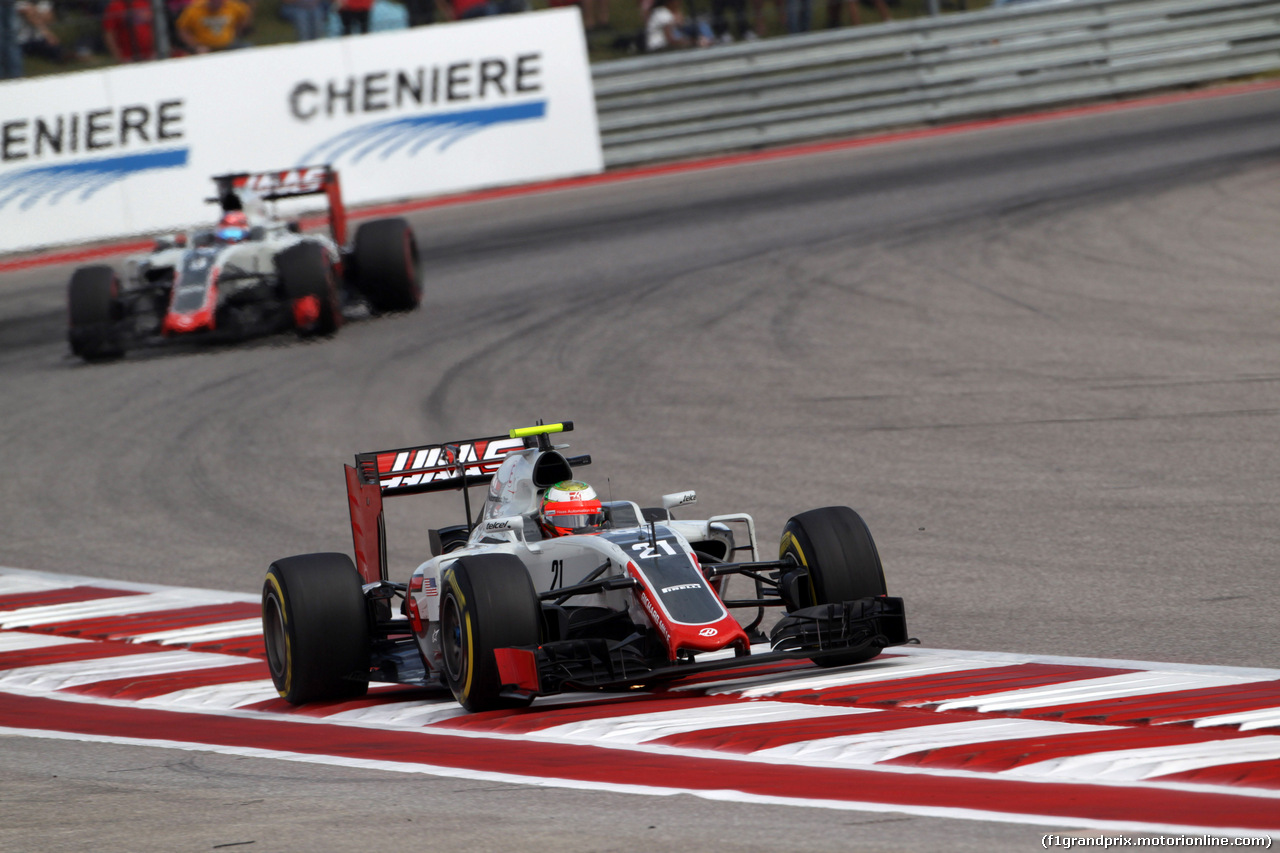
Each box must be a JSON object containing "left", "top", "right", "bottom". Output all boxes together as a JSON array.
[
  {"left": 67, "top": 265, "right": 126, "bottom": 361},
  {"left": 779, "top": 506, "right": 887, "bottom": 667},
  {"left": 353, "top": 218, "right": 420, "bottom": 313},
  {"left": 262, "top": 552, "right": 370, "bottom": 704},
  {"left": 439, "top": 554, "right": 540, "bottom": 712},
  {"left": 278, "top": 242, "right": 339, "bottom": 337}
]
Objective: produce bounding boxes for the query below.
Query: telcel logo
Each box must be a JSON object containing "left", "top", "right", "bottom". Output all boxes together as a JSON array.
[{"left": 482, "top": 515, "right": 521, "bottom": 533}]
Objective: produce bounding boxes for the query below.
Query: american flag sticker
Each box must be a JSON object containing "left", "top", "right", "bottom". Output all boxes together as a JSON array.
[{"left": 424, "top": 577, "right": 438, "bottom": 596}]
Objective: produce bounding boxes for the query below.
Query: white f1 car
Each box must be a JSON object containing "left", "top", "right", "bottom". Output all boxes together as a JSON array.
[
  {"left": 262, "top": 422, "right": 910, "bottom": 711},
  {"left": 67, "top": 165, "right": 420, "bottom": 361}
]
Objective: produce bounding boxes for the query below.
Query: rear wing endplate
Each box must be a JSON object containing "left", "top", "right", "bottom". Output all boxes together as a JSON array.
[{"left": 209, "top": 165, "right": 348, "bottom": 245}]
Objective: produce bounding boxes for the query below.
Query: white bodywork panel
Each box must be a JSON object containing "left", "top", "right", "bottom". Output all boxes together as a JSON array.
[{"left": 403, "top": 452, "right": 749, "bottom": 676}]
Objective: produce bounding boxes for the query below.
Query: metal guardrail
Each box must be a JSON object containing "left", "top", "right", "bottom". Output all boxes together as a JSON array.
[{"left": 591, "top": 0, "right": 1280, "bottom": 167}]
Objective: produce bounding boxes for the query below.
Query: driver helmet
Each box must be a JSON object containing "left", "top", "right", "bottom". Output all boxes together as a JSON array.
[
  {"left": 540, "top": 480, "right": 605, "bottom": 537},
  {"left": 216, "top": 211, "right": 250, "bottom": 243}
]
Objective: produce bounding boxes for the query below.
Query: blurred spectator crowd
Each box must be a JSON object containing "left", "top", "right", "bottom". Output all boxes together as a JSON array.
[{"left": 0, "top": 0, "right": 909, "bottom": 79}]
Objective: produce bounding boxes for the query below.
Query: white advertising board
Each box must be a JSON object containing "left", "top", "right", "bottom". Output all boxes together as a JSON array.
[{"left": 0, "top": 8, "right": 602, "bottom": 253}]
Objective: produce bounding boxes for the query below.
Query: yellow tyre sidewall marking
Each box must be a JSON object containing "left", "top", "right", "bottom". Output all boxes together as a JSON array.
[
  {"left": 463, "top": 612, "right": 476, "bottom": 700},
  {"left": 444, "top": 571, "right": 475, "bottom": 701},
  {"left": 265, "top": 572, "right": 292, "bottom": 698}
]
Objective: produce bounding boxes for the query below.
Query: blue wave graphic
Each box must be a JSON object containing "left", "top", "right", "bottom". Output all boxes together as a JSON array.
[
  {"left": 297, "top": 101, "right": 547, "bottom": 166},
  {"left": 0, "top": 148, "right": 189, "bottom": 211}
]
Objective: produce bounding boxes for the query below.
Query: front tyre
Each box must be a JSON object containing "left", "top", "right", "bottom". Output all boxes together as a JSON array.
[
  {"left": 439, "top": 554, "right": 540, "bottom": 712},
  {"left": 779, "top": 506, "right": 887, "bottom": 666},
  {"left": 277, "top": 242, "right": 340, "bottom": 338},
  {"left": 262, "top": 553, "right": 370, "bottom": 704},
  {"left": 68, "top": 265, "right": 126, "bottom": 361}
]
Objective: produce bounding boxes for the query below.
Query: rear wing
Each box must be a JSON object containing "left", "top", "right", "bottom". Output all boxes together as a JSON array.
[
  {"left": 354, "top": 433, "right": 529, "bottom": 498},
  {"left": 344, "top": 422, "right": 583, "bottom": 584},
  {"left": 208, "top": 165, "right": 348, "bottom": 245}
]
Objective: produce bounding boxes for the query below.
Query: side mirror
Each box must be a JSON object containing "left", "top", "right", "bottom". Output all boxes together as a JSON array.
[{"left": 662, "top": 491, "right": 697, "bottom": 511}]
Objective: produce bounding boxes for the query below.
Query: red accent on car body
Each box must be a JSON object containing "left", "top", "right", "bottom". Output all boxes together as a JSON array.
[
  {"left": 406, "top": 593, "right": 424, "bottom": 636},
  {"left": 325, "top": 170, "right": 348, "bottom": 246},
  {"left": 345, "top": 464, "right": 385, "bottom": 585},
  {"left": 494, "top": 648, "right": 541, "bottom": 694},
  {"left": 292, "top": 294, "right": 321, "bottom": 329},
  {"left": 161, "top": 275, "right": 217, "bottom": 337},
  {"left": 626, "top": 561, "right": 750, "bottom": 662},
  {"left": 222, "top": 165, "right": 345, "bottom": 246},
  {"left": 406, "top": 574, "right": 426, "bottom": 634},
  {"left": 370, "top": 437, "right": 526, "bottom": 493}
]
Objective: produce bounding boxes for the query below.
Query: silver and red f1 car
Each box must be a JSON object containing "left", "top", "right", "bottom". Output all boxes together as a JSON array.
[
  {"left": 262, "top": 422, "right": 910, "bottom": 711},
  {"left": 67, "top": 165, "right": 420, "bottom": 362}
]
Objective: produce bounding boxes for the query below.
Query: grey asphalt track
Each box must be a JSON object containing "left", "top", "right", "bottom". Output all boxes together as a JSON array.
[{"left": 3, "top": 84, "right": 1279, "bottom": 851}]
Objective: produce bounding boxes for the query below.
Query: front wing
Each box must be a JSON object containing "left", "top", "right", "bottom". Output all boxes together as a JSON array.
[{"left": 493, "top": 596, "right": 910, "bottom": 698}]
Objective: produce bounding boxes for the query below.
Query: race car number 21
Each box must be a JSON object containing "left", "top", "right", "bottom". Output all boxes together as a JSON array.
[{"left": 632, "top": 540, "right": 678, "bottom": 560}]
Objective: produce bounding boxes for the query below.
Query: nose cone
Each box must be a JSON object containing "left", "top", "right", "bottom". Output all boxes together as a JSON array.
[{"left": 162, "top": 310, "right": 212, "bottom": 337}]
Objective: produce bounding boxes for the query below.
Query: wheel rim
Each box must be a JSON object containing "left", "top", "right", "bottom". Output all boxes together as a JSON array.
[
  {"left": 780, "top": 532, "right": 816, "bottom": 610},
  {"left": 440, "top": 592, "right": 466, "bottom": 685},
  {"left": 263, "top": 592, "right": 288, "bottom": 680}
]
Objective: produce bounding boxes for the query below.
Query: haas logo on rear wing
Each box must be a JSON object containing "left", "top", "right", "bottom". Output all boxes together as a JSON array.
[
  {"left": 357, "top": 435, "right": 528, "bottom": 496},
  {"left": 212, "top": 164, "right": 347, "bottom": 244},
  {"left": 354, "top": 422, "right": 576, "bottom": 496},
  {"left": 344, "top": 422, "right": 574, "bottom": 586},
  {"left": 227, "top": 166, "right": 332, "bottom": 198}
]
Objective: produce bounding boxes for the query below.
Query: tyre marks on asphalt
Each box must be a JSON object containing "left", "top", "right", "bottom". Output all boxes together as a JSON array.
[{"left": 2, "top": 566, "right": 1279, "bottom": 834}]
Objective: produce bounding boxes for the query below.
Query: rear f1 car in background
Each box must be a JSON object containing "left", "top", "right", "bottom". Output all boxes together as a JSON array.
[
  {"left": 262, "top": 422, "right": 911, "bottom": 712},
  {"left": 66, "top": 166, "right": 420, "bottom": 362}
]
